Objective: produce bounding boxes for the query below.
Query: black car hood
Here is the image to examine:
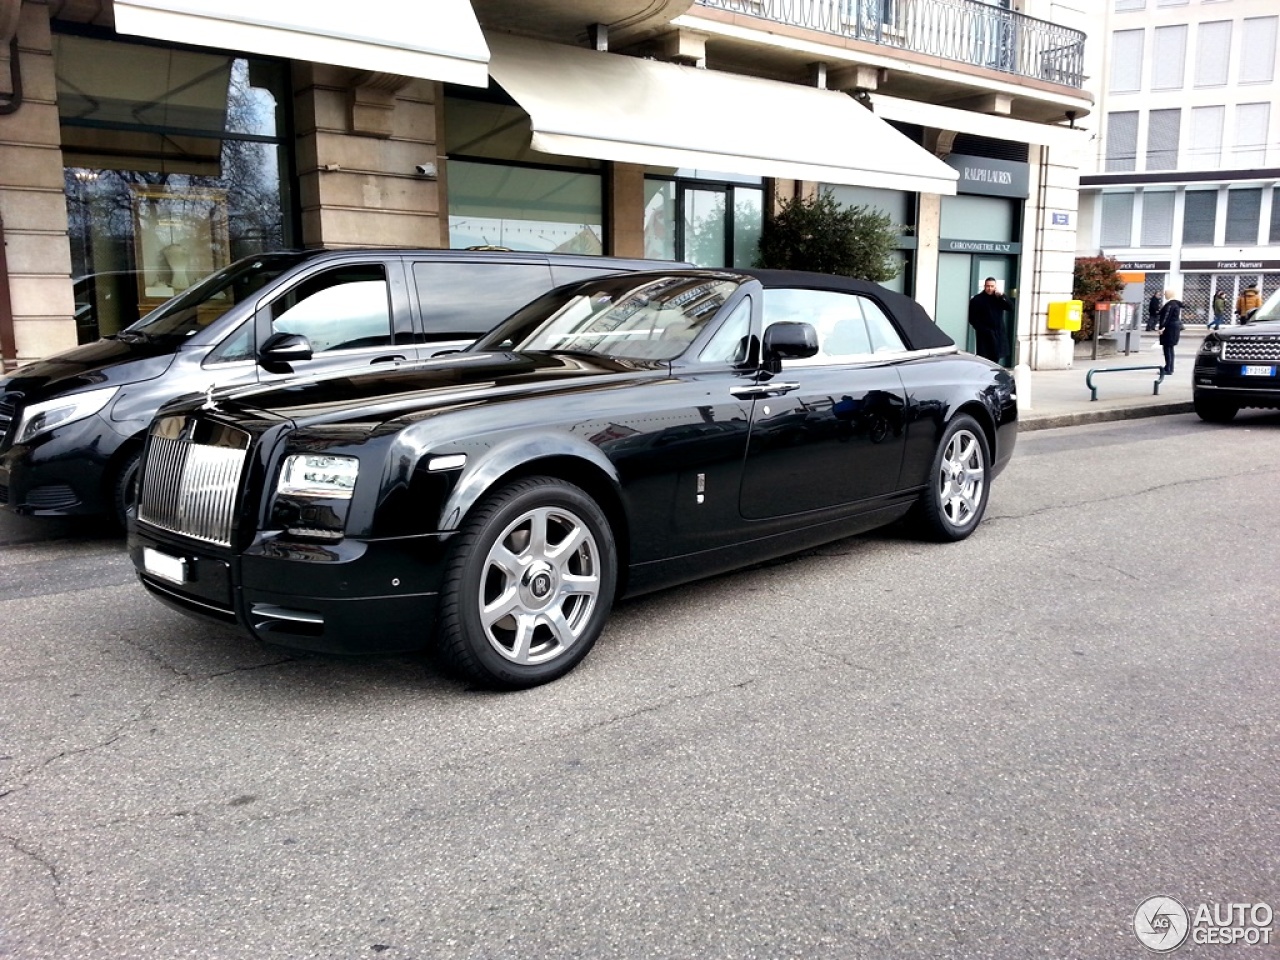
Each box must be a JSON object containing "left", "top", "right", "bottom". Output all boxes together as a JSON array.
[
  {"left": 0, "top": 337, "right": 177, "bottom": 401},
  {"left": 1216, "top": 319, "right": 1280, "bottom": 337},
  {"left": 214, "top": 352, "right": 667, "bottom": 429}
]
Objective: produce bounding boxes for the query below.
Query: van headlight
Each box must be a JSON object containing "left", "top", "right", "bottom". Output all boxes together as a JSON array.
[
  {"left": 278, "top": 454, "right": 359, "bottom": 498},
  {"left": 15, "top": 386, "right": 119, "bottom": 444}
]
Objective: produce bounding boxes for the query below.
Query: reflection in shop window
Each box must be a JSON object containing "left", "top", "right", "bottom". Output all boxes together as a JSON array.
[
  {"left": 59, "top": 36, "right": 292, "bottom": 342},
  {"left": 448, "top": 160, "right": 603, "bottom": 253}
]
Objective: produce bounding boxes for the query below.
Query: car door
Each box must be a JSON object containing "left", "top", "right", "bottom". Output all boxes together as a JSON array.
[
  {"left": 235, "top": 258, "right": 414, "bottom": 382},
  {"left": 737, "top": 287, "right": 909, "bottom": 521}
]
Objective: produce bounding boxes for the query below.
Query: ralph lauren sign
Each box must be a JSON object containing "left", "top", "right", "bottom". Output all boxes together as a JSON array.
[{"left": 944, "top": 154, "right": 1030, "bottom": 199}]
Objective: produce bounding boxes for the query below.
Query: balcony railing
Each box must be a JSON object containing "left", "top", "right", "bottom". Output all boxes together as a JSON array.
[{"left": 694, "top": 0, "right": 1086, "bottom": 89}]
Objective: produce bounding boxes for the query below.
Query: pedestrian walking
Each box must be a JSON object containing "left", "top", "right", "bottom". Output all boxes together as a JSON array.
[
  {"left": 1146, "top": 292, "right": 1162, "bottom": 331},
  {"left": 967, "top": 277, "right": 1013, "bottom": 364},
  {"left": 1156, "top": 288, "right": 1183, "bottom": 375},
  {"left": 1237, "top": 286, "right": 1262, "bottom": 323},
  {"left": 1210, "top": 290, "right": 1230, "bottom": 330}
]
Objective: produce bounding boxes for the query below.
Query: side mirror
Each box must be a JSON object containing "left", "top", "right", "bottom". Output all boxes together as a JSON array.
[
  {"left": 762, "top": 321, "right": 818, "bottom": 371},
  {"left": 259, "top": 332, "right": 313, "bottom": 367}
]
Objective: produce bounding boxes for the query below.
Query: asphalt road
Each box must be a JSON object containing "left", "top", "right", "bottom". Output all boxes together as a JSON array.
[{"left": 2, "top": 413, "right": 1278, "bottom": 960}]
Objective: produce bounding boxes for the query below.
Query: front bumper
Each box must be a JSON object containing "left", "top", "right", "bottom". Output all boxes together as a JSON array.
[
  {"left": 1193, "top": 362, "right": 1280, "bottom": 408},
  {"left": 0, "top": 413, "right": 124, "bottom": 516},
  {"left": 128, "top": 523, "right": 452, "bottom": 655}
]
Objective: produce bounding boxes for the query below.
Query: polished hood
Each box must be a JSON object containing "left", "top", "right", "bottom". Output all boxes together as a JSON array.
[
  {"left": 208, "top": 352, "right": 665, "bottom": 429},
  {"left": 0, "top": 336, "right": 178, "bottom": 401}
]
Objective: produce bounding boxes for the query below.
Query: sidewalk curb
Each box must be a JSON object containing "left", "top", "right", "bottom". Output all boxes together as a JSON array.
[{"left": 1020, "top": 401, "right": 1195, "bottom": 431}]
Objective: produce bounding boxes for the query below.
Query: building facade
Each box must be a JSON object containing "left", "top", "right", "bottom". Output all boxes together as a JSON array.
[
  {"left": 1, "top": 0, "right": 1092, "bottom": 370},
  {"left": 1078, "top": 0, "right": 1280, "bottom": 325}
]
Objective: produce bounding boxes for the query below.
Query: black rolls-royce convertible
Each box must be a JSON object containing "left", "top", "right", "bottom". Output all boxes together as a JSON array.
[{"left": 127, "top": 269, "right": 1018, "bottom": 689}]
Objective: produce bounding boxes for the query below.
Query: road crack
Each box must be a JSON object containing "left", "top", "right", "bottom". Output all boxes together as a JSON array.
[{"left": 3, "top": 834, "right": 64, "bottom": 906}]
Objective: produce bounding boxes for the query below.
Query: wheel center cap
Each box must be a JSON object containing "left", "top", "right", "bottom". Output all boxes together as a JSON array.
[{"left": 521, "top": 562, "right": 558, "bottom": 605}]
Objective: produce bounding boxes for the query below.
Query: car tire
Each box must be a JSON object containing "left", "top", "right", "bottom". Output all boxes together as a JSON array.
[
  {"left": 912, "top": 414, "right": 990, "bottom": 543},
  {"left": 1193, "top": 395, "right": 1238, "bottom": 423},
  {"left": 110, "top": 449, "right": 142, "bottom": 533},
  {"left": 437, "top": 476, "right": 617, "bottom": 689}
]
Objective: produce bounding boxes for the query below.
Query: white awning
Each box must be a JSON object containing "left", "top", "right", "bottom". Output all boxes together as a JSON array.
[
  {"left": 868, "top": 94, "right": 1089, "bottom": 153},
  {"left": 113, "top": 0, "right": 490, "bottom": 87},
  {"left": 485, "top": 35, "right": 959, "bottom": 195}
]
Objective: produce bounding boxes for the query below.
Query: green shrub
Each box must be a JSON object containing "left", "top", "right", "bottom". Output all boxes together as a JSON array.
[{"left": 756, "top": 190, "right": 903, "bottom": 282}]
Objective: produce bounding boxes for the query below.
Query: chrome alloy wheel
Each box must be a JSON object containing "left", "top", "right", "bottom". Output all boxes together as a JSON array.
[
  {"left": 937, "top": 427, "right": 986, "bottom": 528},
  {"left": 477, "top": 505, "right": 602, "bottom": 665}
]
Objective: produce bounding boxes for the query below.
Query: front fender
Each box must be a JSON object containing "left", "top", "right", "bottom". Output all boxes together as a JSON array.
[{"left": 438, "top": 431, "right": 621, "bottom": 531}]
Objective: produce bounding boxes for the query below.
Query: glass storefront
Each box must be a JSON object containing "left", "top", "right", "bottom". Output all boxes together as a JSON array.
[
  {"left": 823, "top": 183, "right": 917, "bottom": 294},
  {"left": 59, "top": 31, "right": 294, "bottom": 342},
  {"left": 445, "top": 96, "right": 603, "bottom": 253},
  {"left": 644, "top": 175, "right": 763, "bottom": 268}
]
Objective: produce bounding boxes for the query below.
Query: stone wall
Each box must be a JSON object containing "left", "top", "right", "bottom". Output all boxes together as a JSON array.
[{"left": 0, "top": 0, "right": 75, "bottom": 366}]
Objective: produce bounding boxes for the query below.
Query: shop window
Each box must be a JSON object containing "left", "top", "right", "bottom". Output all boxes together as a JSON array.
[
  {"left": 448, "top": 160, "right": 602, "bottom": 253},
  {"left": 1270, "top": 188, "right": 1280, "bottom": 244},
  {"left": 644, "top": 177, "right": 763, "bottom": 268},
  {"left": 824, "top": 184, "right": 916, "bottom": 294},
  {"left": 59, "top": 32, "right": 293, "bottom": 342}
]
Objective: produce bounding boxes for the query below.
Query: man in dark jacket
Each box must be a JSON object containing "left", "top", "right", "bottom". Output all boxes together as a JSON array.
[
  {"left": 1146, "top": 292, "right": 1162, "bottom": 331},
  {"left": 1156, "top": 289, "right": 1183, "bottom": 375},
  {"left": 967, "top": 277, "right": 1013, "bottom": 363}
]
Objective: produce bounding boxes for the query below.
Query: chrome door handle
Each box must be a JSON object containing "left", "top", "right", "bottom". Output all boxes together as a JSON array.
[
  {"left": 731, "top": 381, "right": 800, "bottom": 399},
  {"left": 371, "top": 354, "right": 407, "bottom": 364}
]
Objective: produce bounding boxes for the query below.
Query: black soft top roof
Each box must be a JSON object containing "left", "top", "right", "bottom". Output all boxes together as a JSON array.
[{"left": 741, "top": 268, "right": 955, "bottom": 352}]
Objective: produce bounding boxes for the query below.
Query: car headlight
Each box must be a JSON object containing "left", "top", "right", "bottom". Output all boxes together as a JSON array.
[
  {"left": 15, "top": 386, "right": 119, "bottom": 444},
  {"left": 278, "top": 454, "right": 359, "bottom": 499},
  {"left": 1199, "top": 338, "right": 1222, "bottom": 356}
]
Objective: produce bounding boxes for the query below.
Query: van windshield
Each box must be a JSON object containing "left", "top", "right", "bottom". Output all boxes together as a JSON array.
[{"left": 123, "top": 252, "right": 309, "bottom": 341}]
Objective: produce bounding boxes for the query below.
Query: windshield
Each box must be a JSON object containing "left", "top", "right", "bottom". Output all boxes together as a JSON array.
[
  {"left": 1253, "top": 287, "right": 1280, "bottom": 323},
  {"left": 473, "top": 273, "right": 745, "bottom": 362},
  {"left": 125, "top": 252, "right": 309, "bottom": 340}
]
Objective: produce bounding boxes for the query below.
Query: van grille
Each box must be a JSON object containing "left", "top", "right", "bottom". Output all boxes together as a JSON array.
[
  {"left": 137, "top": 416, "right": 250, "bottom": 547},
  {"left": 0, "top": 394, "right": 16, "bottom": 447},
  {"left": 1223, "top": 336, "right": 1280, "bottom": 363}
]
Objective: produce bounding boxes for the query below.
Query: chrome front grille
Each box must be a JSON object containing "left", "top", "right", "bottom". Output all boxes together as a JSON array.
[
  {"left": 1223, "top": 336, "right": 1280, "bottom": 363},
  {"left": 137, "top": 416, "right": 251, "bottom": 547}
]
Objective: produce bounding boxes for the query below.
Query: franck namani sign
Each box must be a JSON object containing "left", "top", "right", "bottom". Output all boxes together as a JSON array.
[{"left": 944, "top": 154, "right": 1030, "bottom": 199}]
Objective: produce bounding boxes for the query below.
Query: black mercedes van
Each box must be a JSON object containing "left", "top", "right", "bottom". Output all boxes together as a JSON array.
[{"left": 0, "top": 248, "right": 668, "bottom": 527}]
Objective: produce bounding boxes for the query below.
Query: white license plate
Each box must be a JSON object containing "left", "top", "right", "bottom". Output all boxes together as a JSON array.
[
  {"left": 143, "top": 547, "right": 188, "bottom": 584},
  {"left": 1241, "top": 365, "right": 1276, "bottom": 377}
]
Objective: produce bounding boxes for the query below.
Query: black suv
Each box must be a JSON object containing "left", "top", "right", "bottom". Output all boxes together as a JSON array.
[
  {"left": 1193, "top": 286, "right": 1280, "bottom": 422},
  {"left": 0, "top": 249, "right": 671, "bottom": 526}
]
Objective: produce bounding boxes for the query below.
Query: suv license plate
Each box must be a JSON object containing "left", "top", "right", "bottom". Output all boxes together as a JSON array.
[
  {"left": 143, "top": 547, "right": 187, "bottom": 584},
  {"left": 1241, "top": 365, "right": 1276, "bottom": 377}
]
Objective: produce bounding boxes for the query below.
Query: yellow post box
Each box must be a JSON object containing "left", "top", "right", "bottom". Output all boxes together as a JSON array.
[{"left": 1046, "top": 299, "right": 1083, "bottom": 331}]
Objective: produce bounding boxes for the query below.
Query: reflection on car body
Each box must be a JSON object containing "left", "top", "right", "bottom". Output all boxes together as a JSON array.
[{"left": 127, "top": 268, "right": 1018, "bottom": 689}]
